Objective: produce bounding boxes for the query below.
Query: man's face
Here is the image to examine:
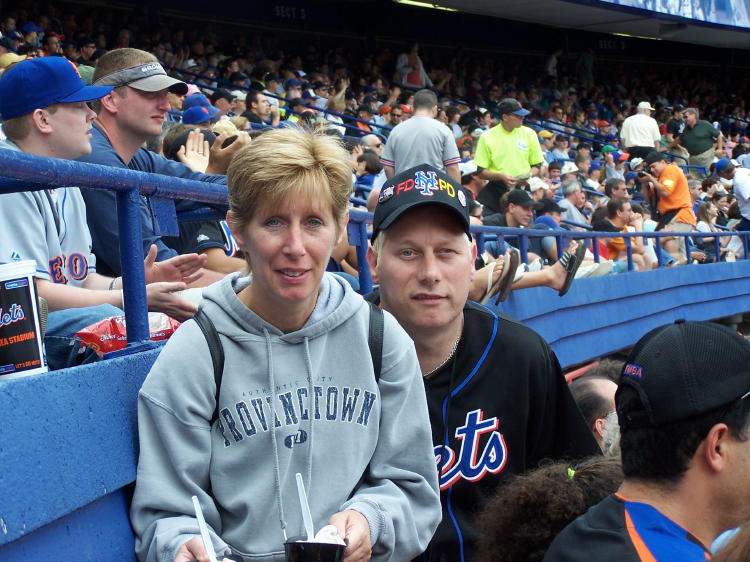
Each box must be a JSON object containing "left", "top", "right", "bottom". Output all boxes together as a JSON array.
[
  {"left": 45, "top": 35, "right": 62, "bottom": 54},
  {"left": 611, "top": 182, "right": 629, "bottom": 199},
  {"left": 214, "top": 97, "right": 232, "bottom": 115},
  {"left": 389, "top": 108, "right": 404, "bottom": 125},
  {"left": 684, "top": 112, "right": 697, "bottom": 127},
  {"left": 111, "top": 86, "right": 171, "bottom": 139},
  {"left": 47, "top": 101, "right": 98, "bottom": 159},
  {"left": 619, "top": 202, "right": 633, "bottom": 224},
  {"left": 286, "top": 86, "right": 302, "bottom": 99},
  {"left": 167, "top": 91, "right": 184, "bottom": 111},
  {"left": 502, "top": 112, "right": 523, "bottom": 130},
  {"left": 363, "top": 137, "right": 384, "bottom": 156},
  {"left": 253, "top": 93, "right": 271, "bottom": 118},
  {"left": 649, "top": 160, "right": 667, "bottom": 176},
  {"left": 314, "top": 83, "right": 330, "bottom": 98},
  {"left": 370, "top": 206, "right": 475, "bottom": 336},
  {"left": 507, "top": 202, "right": 533, "bottom": 227},
  {"left": 80, "top": 42, "right": 96, "bottom": 59}
]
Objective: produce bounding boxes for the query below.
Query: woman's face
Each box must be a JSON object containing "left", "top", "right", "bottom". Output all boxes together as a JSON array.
[{"left": 234, "top": 195, "right": 345, "bottom": 324}]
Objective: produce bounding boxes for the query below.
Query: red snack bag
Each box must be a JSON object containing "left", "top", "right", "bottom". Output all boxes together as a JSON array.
[{"left": 75, "top": 313, "right": 181, "bottom": 356}]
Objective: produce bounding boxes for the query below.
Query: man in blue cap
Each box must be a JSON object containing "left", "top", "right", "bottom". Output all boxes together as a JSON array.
[{"left": 0, "top": 57, "right": 205, "bottom": 369}]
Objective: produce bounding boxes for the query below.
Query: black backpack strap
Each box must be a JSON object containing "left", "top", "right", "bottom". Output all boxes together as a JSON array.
[
  {"left": 367, "top": 302, "right": 384, "bottom": 383},
  {"left": 193, "top": 308, "right": 225, "bottom": 424}
]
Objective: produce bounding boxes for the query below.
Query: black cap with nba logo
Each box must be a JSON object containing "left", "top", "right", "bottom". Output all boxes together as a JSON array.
[
  {"left": 372, "top": 164, "right": 471, "bottom": 241},
  {"left": 617, "top": 320, "right": 750, "bottom": 428}
]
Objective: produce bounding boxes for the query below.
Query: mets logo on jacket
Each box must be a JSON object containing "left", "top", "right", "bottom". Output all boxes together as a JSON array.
[{"left": 434, "top": 409, "right": 507, "bottom": 490}]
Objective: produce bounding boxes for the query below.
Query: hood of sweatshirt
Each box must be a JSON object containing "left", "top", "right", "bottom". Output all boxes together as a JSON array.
[{"left": 201, "top": 270, "right": 357, "bottom": 343}]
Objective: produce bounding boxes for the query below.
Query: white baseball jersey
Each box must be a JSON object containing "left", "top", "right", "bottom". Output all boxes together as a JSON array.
[{"left": 0, "top": 139, "right": 96, "bottom": 287}]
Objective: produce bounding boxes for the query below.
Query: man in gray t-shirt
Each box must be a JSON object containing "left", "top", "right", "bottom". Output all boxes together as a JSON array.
[{"left": 380, "top": 89, "right": 461, "bottom": 182}]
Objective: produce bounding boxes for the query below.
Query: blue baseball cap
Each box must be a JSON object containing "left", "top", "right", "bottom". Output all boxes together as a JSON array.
[
  {"left": 714, "top": 158, "right": 734, "bottom": 175},
  {"left": 0, "top": 57, "right": 112, "bottom": 120},
  {"left": 20, "top": 22, "right": 43, "bottom": 34},
  {"left": 182, "top": 105, "right": 220, "bottom": 125},
  {"left": 182, "top": 93, "right": 212, "bottom": 110}
]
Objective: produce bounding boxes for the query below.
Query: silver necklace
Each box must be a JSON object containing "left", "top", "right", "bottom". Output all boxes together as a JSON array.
[{"left": 423, "top": 332, "right": 461, "bottom": 378}]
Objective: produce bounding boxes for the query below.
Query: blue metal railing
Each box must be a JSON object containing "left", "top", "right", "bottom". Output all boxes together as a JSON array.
[
  {"left": 0, "top": 148, "right": 227, "bottom": 349},
  {"left": 2, "top": 147, "right": 749, "bottom": 351}
]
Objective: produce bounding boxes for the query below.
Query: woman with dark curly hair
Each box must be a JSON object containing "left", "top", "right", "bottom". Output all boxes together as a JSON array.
[{"left": 475, "top": 456, "right": 623, "bottom": 561}]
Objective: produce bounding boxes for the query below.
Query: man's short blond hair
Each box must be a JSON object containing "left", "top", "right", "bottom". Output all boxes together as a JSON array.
[{"left": 91, "top": 48, "right": 157, "bottom": 112}]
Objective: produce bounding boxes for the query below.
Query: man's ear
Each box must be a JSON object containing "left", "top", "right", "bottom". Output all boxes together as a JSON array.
[
  {"left": 366, "top": 246, "right": 379, "bottom": 285},
  {"left": 30, "top": 109, "right": 52, "bottom": 135},
  {"left": 702, "top": 422, "right": 731, "bottom": 474},
  {"left": 99, "top": 90, "right": 120, "bottom": 114}
]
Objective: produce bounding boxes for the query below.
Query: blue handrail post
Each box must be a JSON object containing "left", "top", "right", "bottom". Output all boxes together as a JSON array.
[
  {"left": 348, "top": 217, "right": 373, "bottom": 296},
  {"left": 475, "top": 231, "right": 485, "bottom": 256},
  {"left": 625, "top": 237, "right": 634, "bottom": 271},
  {"left": 654, "top": 235, "right": 663, "bottom": 268},
  {"left": 117, "top": 188, "right": 150, "bottom": 344}
]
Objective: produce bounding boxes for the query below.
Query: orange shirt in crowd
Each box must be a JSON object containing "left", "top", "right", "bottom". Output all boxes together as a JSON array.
[{"left": 657, "top": 163, "right": 696, "bottom": 226}]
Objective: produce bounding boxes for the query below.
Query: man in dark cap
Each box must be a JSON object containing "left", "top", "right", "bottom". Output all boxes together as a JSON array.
[
  {"left": 209, "top": 88, "right": 236, "bottom": 116},
  {"left": 474, "top": 98, "right": 543, "bottom": 215},
  {"left": 546, "top": 320, "right": 750, "bottom": 561},
  {"left": 367, "top": 164, "right": 598, "bottom": 561}
]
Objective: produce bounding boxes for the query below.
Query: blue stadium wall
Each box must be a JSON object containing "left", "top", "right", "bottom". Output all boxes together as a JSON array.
[{"left": 2, "top": 260, "right": 750, "bottom": 560}]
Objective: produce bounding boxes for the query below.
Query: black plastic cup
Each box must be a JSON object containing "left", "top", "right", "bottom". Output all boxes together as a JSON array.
[{"left": 284, "top": 537, "right": 345, "bottom": 562}]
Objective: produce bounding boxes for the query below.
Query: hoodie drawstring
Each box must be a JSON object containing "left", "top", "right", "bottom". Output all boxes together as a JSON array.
[
  {"left": 263, "top": 327, "right": 288, "bottom": 541},
  {"left": 303, "top": 338, "right": 315, "bottom": 502}
]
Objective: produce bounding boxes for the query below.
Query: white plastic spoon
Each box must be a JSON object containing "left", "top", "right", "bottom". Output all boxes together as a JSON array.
[
  {"left": 296, "top": 472, "right": 315, "bottom": 542},
  {"left": 192, "top": 495, "right": 219, "bottom": 562}
]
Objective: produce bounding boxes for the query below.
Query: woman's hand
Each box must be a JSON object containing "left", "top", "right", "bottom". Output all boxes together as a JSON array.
[
  {"left": 174, "top": 536, "right": 232, "bottom": 562},
  {"left": 329, "top": 510, "right": 372, "bottom": 562}
]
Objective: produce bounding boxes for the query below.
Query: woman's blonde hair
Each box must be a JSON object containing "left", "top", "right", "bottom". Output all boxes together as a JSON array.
[{"left": 227, "top": 127, "right": 352, "bottom": 234}]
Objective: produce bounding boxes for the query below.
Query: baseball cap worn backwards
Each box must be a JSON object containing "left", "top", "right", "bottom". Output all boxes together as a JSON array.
[
  {"left": 617, "top": 320, "right": 750, "bottom": 428},
  {"left": 93, "top": 61, "right": 188, "bottom": 95},
  {"left": 0, "top": 57, "right": 113, "bottom": 120},
  {"left": 372, "top": 164, "right": 470, "bottom": 242}
]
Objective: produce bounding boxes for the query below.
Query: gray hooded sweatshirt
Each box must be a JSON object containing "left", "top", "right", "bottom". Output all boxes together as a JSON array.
[{"left": 130, "top": 272, "right": 441, "bottom": 561}]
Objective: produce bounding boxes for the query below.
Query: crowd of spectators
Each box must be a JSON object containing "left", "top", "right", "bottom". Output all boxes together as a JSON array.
[
  {"left": 5, "top": 2, "right": 747, "bottom": 280},
  {"left": 4, "top": 4, "right": 750, "bottom": 560}
]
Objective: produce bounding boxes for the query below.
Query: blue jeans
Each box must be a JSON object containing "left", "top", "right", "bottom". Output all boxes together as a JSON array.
[{"left": 45, "top": 304, "right": 123, "bottom": 370}]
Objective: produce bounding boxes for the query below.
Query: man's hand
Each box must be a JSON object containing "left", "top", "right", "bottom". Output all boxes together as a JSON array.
[
  {"left": 143, "top": 244, "right": 207, "bottom": 285},
  {"left": 177, "top": 129, "right": 211, "bottom": 172},
  {"left": 173, "top": 536, "right": 231, "bottom": 562},
  {"left": 329, "top": 510, "right": 372, "bottom": 562},
  {"left": 206, "top": 131, "right": 250, "bottom": 175},
  {"left": 499, "top": 173, "right": 517, "bottom": 187},
  {"left": 146, "top": 281, "right": 197, "bottom": 321},
  {"left": 269, "top": 104, "right": 281, "bottom": 126}
]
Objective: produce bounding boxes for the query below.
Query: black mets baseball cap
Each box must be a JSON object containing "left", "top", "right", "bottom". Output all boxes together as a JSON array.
[
  {"left": 372, "top": 164, "right": 470, "bottom": 241},
  {"left": 617, "top": 320, "right": 750, "bottom": 428}
]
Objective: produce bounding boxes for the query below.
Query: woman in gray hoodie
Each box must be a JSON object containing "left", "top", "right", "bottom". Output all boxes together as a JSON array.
[{"left": 130, "top": 127, "right": 441, "bottom": 562}]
